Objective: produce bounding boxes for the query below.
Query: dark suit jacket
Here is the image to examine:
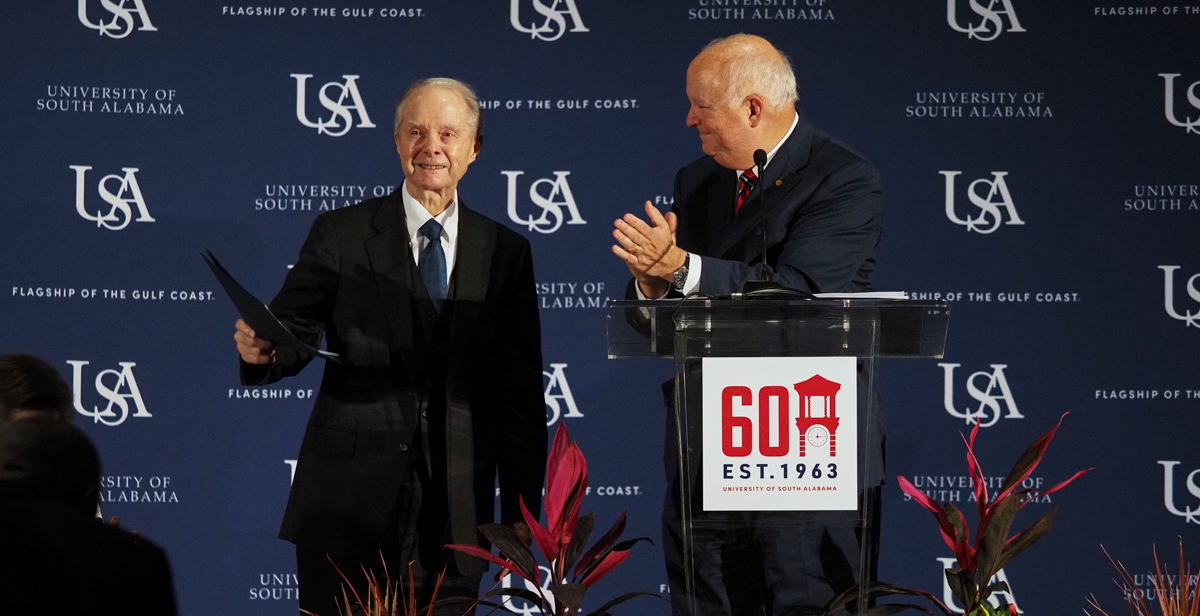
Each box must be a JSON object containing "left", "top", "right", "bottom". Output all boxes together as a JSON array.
[
  {"left": 0, "top": 491, "right": 178, "bottom": 616},
  {"left": 242, "top": 188, "right": 546, "bottom": 574},
  {"left": 644, "top": 110, "right": 886, "bottom": 486},
  {"left": 672, "top": 111, "right": 882, "bottom": 295}
]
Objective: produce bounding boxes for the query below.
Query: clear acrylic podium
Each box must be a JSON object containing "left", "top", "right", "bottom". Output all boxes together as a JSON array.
[{"left": 606, "top": 298, "right": 950, "bottom": 615}]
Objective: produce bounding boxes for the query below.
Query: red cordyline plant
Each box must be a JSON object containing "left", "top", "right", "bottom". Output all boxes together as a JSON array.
[
  {"left": 1086, "top": 542, "right": 1199, "bottom": 616},
  {"left": 447, "top": 423, "right": 661, "bottom": 616},
  {"left": 823, "top": 412, "right": 1091, "bottom": 616}
]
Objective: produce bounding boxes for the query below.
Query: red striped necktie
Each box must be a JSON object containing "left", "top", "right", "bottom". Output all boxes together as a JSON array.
[{"left": 736, "top": 167, "right": 758, "bottom": 213}]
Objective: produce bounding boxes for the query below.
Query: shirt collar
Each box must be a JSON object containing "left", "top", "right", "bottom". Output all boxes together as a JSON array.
[
  {"left": 401, "top": 180, "right": 459, "bottom": 242},
  {"left": 739, "top": 110, "right": 799, "bottom": 178}
]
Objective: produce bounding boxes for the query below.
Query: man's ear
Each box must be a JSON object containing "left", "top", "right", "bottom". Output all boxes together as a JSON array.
[{"left": 746, "top": 96, "right": 765, "bottom": 129}]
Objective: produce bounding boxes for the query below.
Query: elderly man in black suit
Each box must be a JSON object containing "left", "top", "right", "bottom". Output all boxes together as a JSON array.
[
  {"left": 612, "top": 35, "right": 884, "bottom": 615},
  {"left": 234, "top": 78, "right": 546, "bottom": 616}
]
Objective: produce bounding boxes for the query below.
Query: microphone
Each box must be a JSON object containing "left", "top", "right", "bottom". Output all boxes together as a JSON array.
[
  {"left": 740, "top": 149, "right": 784, "bottom": 295},
  {"left": 753, "top": 148, "right": 768, "bottom": 274}
]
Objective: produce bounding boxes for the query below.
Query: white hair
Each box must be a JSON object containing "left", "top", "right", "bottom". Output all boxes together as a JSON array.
[
  {"left": 392, "top": 77, "right": 483, "bottom": 143},
  {"left": 703, "top": 35, "right": 799, "bottom": 109}
]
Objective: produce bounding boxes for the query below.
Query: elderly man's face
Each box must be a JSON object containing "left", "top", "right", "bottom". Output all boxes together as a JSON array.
[
  {"left": 394, "top": 86, "right": 479, "bottom": 196},
  {"left": 685, "top": 60, "right": 753, "bottom": 170}
]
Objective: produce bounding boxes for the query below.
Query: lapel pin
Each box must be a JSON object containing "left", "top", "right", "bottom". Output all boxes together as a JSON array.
[{"left": 774, "top": 179, "right": 782, "bottom": 186}]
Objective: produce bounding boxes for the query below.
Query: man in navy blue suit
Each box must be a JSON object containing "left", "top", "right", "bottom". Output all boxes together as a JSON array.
[{"left": 612, "top": 34, "right": 883, "bottom": 615}]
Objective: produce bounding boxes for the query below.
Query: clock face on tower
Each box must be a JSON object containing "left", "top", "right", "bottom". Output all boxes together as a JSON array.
[{"left": 806, "top": 425, "right": 829, "bottom": 448}]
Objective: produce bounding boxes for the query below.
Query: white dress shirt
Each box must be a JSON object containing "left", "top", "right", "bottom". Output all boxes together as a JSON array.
[
  {"left": 638, "top": 111, "right": 800, "bottom": 299},
  {"left": 401, "top": 180, "right": 459, "bottom": 286}
]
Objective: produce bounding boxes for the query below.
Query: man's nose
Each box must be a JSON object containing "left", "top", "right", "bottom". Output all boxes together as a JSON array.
[{"left": 685, "top": 108, "right": 699, "bottom": 127}]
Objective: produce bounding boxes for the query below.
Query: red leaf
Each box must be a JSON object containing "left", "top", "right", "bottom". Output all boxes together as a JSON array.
[
  {"left": 444, "top": 544, "right": 536, "bottom": 585},
  {"left": 1030, "top": 468, "right": 1091, "bottom": 502},
  {"left": 546, "top": 423, "right": 571, "bottom": 500},
  {"left": 546, "top": 437, "right": 584, "bottom": 539},
  {"left": 898, "top": 476, "right": 966, "bottom": 558},
  {"left": 579, "top": 549, "right": 631, "bottom": 589},
  {"left": 574, "top": 512, "right": 627, "bottom": 579},
  {"left": 986, "top": 412, "right": 1069, "bottom": 518},
  {"left": 962, "top": 425, "right": 989, "bottom": 524},
  {"left": 520, "top": 495, "right": 558, "bottom": 563}
]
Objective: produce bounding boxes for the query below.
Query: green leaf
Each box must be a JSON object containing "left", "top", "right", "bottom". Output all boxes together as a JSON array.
[
  {"left": 583, "top": 591, "right": 669, "bottom": 616},
  {"left": 562, "top": 513, "right": 595, "bottom": 574},
  {"left": 976, "top": 494, "right": 1020, "bottom": 594},
  {"left": 548, "top": 583, "right": 586, "bottom": 612},
  {"left": 479, "top": 523, "right": 540, "bottom": 584},
  {"left": 999, "top": 508, "right": 1057, "bottom": 568}
]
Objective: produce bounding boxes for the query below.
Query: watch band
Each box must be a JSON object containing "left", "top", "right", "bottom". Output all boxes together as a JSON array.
[{"left": 672, "top": 254, "right": 690, "bottom": 292}]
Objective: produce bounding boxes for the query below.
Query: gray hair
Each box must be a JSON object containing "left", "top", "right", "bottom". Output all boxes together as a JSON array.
[
  {"left": 703, "top": 35, "right": 799, "bottom": 109},
  {"left": 392, "top": 77, "right": 483, "bottom": 144}
]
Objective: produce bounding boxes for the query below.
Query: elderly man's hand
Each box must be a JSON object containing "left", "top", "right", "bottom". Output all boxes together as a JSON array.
[
  {"left": 234, "top": 319, "right": 276, "bottom": 365},
  {"left": 612, "top": 202, "right": 686, "bottom": 297}
]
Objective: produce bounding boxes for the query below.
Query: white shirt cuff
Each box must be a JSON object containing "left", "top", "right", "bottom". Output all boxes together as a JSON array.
[{"left": 633, "top": 253, "right": 702, "bottom": 299}]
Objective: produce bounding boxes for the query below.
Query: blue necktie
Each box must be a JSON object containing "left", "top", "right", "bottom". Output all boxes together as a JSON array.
[{"left": 418, "top": 219, "right": 447, "bottom": 311}]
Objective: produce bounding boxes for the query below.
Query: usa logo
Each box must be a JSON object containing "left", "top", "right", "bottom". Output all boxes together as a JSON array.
[
  {"left": 1159, "top": 266, "right": 1200, "bottom": 327},
  {"left": 70, "top": 165, "right": 155, "bottom": 230},
  {"left": 947, "top": 0, "right": 1025, "bottom": 41},
  {"left": 938, "top": 362, "right": 1024, "bottom": 427},
  {"left": 1159, "top": 73, "right": 1200, "bottom": 135},
  {"left": 291, "top": 74, "right": 376, "bottom": 137},
  {"left": 509, "top": 0, "right": 589, "bottom": 41},
  {"left": 941, "top": 171, "right": 1025, "bottom": 234},
  {"left": 543, "top": 363, "right": 584, "bottom": 426},
  {"left": 1159, "top": 461, "right": 1200, "bottom": 524},
  {"left": 503, "top": 170, "right": 587, "bottom": 234},
  {"left": 67, "top": 360, "right": 152, "bottom": 426},
  {"left": 936, "top": 558, "right": 1022, "bottom": 613},
  {"left": 78, "top": 0, "right": 157, "bottom": 38}
]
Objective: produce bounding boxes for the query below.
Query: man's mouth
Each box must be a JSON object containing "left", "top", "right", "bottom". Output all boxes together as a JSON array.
[{"left": 418, "top": 164, "right": 446, "bottom": 170}]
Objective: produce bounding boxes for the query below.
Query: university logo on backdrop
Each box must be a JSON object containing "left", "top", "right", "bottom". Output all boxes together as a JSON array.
[
  {"left": 938, "top": 363, "right": 1024, "bottom": 427},
  {"left": 941, "top": 171, "right": 1024, "bottom": 233},
  {"left": 78, "top": 0, "right": 156, "bottom": 38},
  {"left": 1159, "top": 73, "right": 1200, "bottom": 134},
  {"left": 1159, "top": 461, "right": 1200, "bottom": 524},
  {"left": 503, "top": 170, "right": 587, "bottom": 234},
  {"left": 946, "top": 0, "right": 1024, "bottom": 41},
  {"left": 67, "top": 361, "right": 151, "bottom": 426},
  {"left": 71, "top": 165, "right": 154, "bottom": 230},
  {"left": 510, "top": 0, "right": 588, "bottom": 41},
  {"left": 543, "top": 363, "right": 583, "bottom": 426},
  {"left": 1159, "top": 266, "right": 1200, "bottom": 327},
  {"left": 936, "top": 558, "right": 1022, "bottom": 613},
  {"left": 291, "top": 74, "right": 376, "bottom": 137}
]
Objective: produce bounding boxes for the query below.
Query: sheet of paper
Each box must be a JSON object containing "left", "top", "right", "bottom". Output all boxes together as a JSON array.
[
  {"left": 813, "top": 291, "right": 909, "bottom": 299},
  {"left": 203, "top": 250, "right": 340, "bottom": 362}
]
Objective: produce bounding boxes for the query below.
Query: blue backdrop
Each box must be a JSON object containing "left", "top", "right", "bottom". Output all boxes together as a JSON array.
[{"left": 2, "top": 2, "right": 1197, "bottom": 614}]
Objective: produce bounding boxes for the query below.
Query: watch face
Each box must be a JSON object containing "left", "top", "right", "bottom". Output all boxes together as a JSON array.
[{"left": 806, "top": 425, "right": 829, "bottom": 447}]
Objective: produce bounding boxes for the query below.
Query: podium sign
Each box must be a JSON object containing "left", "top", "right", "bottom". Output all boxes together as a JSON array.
[{"left": 701, "top": 356, "right": 858, "bottom": 511}]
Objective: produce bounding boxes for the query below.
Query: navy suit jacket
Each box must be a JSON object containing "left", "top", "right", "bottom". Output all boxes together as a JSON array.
[
  {"left": 241, "top": 188, "right": 546, "bottom": 574},
  {"left": 673, "top": 111, "right": 882, "bottom": 295}
]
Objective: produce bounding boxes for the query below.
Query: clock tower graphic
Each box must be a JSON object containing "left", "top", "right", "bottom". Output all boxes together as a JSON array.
[{"left": 793, "top": 375, "right": 842, "bottom": 457}]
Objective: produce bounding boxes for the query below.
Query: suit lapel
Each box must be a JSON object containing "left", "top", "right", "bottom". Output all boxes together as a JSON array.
[
  {"left": 364, "top": 189, "right": 419, "bottom": 380},
  {"left": 712, "top": 111, "right": 815, "bottom": 260}
]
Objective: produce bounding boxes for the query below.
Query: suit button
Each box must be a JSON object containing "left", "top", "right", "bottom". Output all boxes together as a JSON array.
[
  {"left": 399, "top": 444, "right": 408, "bottom": 452},
  {"left": 408, "top": 392, "right": 416, "bottom": 399},
  {"left": 421, "top": 410, "right": 428, "bottom": 418}
]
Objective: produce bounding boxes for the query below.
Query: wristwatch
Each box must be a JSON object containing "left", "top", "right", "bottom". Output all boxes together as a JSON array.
[{"left": 672, "top": 254, "right": 690, "bottom": 292}]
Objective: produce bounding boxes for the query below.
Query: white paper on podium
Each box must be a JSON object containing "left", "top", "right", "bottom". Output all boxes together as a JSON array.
[{"left": 701, "top": 357, "right": 858, "bottom": 511}]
